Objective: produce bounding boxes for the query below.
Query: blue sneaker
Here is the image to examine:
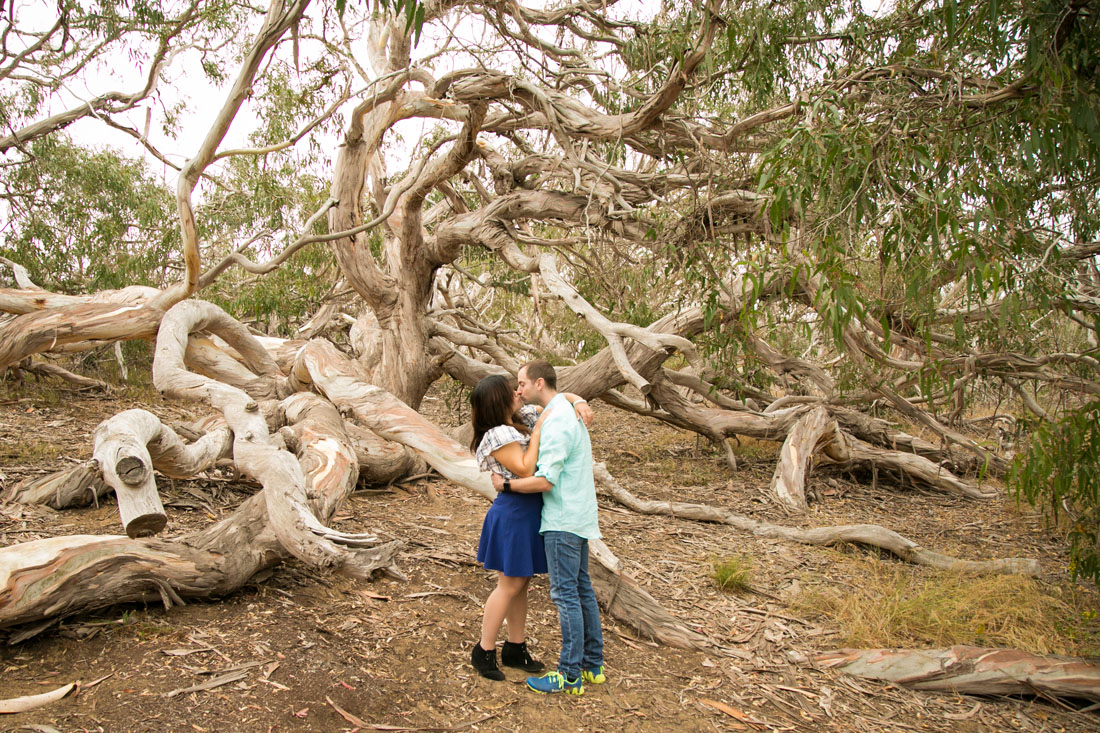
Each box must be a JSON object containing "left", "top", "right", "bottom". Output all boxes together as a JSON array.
[
  {"left": 526, "top": 671, "right": 583, "bottom": 695},
  {"left": 582, "top": 666, "right": 606, "bottom": 684}
]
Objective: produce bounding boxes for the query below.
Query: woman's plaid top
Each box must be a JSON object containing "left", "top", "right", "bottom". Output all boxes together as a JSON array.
[{"left": 475, "top": 405, "right": 540, "bottom": 478}]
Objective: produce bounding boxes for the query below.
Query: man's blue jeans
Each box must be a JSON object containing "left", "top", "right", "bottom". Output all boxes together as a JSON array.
[{"left": 543, "top": 530, "right": 604, "bottom": 680}]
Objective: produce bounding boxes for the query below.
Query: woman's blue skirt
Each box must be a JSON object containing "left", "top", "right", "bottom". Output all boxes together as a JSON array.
[{"left": 477, "top": 491, "right": 547, "bottom": 577}]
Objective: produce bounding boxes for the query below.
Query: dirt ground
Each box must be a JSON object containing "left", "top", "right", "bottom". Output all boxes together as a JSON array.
[{"left": 1, "top": 378, "right": 1099, "bottom": 732}]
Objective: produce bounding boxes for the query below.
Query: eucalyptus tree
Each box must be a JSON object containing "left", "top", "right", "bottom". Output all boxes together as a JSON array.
[{"left": 1, "top": 0, "right": 1099, "bottom": 691}]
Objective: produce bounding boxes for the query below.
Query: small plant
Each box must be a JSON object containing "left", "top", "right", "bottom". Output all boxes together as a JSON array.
[
  {"left": 132, "top": 621, "right": 177, "bottom": 641},
  {"left": 711, "top": 555, "right": 752, "bottom": 593},
  {"left": 1010, "top": 401, "right": 1100, "bottom": 587}
]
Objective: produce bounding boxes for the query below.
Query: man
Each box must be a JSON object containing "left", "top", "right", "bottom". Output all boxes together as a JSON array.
[{"left": 490, "top": 359, "right": 605, "bottom": 695}]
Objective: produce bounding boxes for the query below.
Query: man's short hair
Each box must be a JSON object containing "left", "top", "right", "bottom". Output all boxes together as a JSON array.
[{"left": 523, "top": 358, "right": 557, "bottom": 390}]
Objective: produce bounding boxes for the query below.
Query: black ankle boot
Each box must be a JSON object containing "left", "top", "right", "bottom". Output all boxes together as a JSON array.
[
  {"left": 500, "top": 640, "right": 545, "bottom": 673},
  {"left": 471, "top": 643, "right": 505, "bottom": 680}
]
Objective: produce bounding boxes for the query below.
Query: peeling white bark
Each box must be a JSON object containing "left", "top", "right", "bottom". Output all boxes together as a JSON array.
[
  {"left": 815, "top": 646, "right": 1100, "bottom": 701},
  {"left": 770, "top": 406, "right": 832, "bottom": 512},
  {"left": 153, "top": 300, "right": 395, "bottom": 577}
]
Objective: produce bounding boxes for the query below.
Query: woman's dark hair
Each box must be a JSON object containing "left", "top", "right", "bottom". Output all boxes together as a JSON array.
[{"left": 470, "top": 374, "right": 529, "bottom": 452}]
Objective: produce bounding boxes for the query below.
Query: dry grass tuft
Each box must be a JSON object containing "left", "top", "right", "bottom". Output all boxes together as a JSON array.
[
  {"left": 712, "top": 555, "right": 753, "bottom": 593},
  {"left": 794, "top": 557, "right": 1100, "bottom": 656},
  {"left": 0, "top": 437, "right": 65, "bottom": 464},
  {"left": 728, "top": 435, "right": 779, "bottom": 462}
]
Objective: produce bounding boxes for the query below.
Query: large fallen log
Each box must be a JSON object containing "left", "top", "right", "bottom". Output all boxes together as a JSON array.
[
  {"left": 815, "top": 646, "right": 1100, "bottom": 702},
  {"left": 0, "top": 534, "right": 231, "bottom": 629}
]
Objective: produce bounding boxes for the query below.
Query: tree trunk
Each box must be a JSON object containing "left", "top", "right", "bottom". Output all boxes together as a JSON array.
[{"left": 770, "top": 405, "right": 833, "bottom": 512}]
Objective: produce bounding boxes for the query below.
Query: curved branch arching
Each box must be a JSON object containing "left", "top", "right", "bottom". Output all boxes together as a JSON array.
[{"left": 153, "top": 300, "right": 389, "bottom": 577}]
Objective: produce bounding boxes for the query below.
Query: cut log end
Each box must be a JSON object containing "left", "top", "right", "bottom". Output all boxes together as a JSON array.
[
  {"left": 115, "top": 455, "right": 149, "bottom": 486},
  {"left": 125, "top": 513, "right": 168, "bottom": 539}
]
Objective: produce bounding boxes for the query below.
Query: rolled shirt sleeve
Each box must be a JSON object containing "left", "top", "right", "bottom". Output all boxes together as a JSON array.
[{"left": 534, "top": 413, "right": 569, "bottom": 488}]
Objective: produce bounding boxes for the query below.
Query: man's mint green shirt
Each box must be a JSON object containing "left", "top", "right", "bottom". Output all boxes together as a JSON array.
[{"left": 534, "top": 393, "right": 601, "bottom": 539}]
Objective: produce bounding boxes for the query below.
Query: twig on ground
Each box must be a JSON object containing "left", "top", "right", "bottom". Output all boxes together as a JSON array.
[{"left": 164, "top": 670, "right": 249, "bottom": 698}]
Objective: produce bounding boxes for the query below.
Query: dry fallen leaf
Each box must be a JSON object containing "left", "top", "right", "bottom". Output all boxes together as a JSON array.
[
  {"left": 700, "top": 698, "right": 766, "bottom": 730},
  {"left": 359, "top": 590, "right": 391, "bottom": 601},
  {"left": 327, "top": 696, "right": 368, "bottom": 727}
]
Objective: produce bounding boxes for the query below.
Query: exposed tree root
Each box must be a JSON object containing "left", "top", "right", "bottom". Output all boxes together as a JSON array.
[{"left": 593, "top": 464, "right": 1039, "bottom": 576}]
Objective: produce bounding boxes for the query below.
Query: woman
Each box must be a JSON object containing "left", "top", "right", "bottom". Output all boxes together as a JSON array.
[{"left": 468, "top": 374, "right": 589, "bottom": 680}]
